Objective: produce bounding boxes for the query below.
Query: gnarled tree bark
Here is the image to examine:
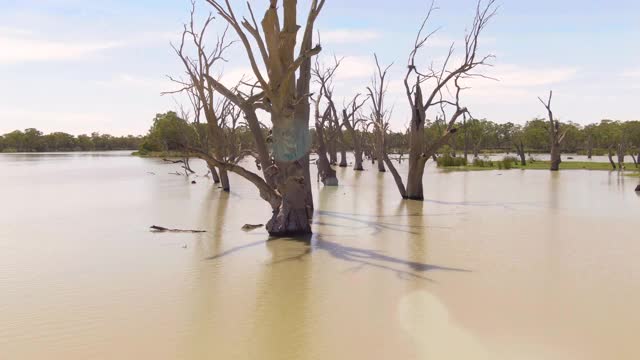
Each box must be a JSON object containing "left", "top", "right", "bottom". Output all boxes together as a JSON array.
[{"left": 202, "top": 0, "right": 325, "bottom": 236}]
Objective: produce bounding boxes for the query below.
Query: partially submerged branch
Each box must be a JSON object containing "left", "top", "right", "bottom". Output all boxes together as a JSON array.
[{"left": 150, "top": 225, "right": 206, "bottom": 233}]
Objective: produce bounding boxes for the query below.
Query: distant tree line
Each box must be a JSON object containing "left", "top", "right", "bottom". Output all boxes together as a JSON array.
[
  {"left": 141, "top": 110, "right": 640, "bottom": 163},
  {"left": 0, "top": 128, "right": 144, "bottom": 152}
]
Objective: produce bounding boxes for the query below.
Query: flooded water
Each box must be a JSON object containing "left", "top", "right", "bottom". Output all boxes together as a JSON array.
[{"left": 1, "top": 151, "right": 639, "bottom": 359}]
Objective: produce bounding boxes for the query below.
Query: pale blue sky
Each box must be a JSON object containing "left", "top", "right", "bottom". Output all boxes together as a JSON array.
[{"left": 1, "top": 0, "right": 639, "bottom": 135}]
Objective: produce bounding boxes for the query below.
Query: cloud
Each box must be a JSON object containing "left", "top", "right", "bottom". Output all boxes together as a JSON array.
[
  {"left": 320, "top": 29, "right": 381, "bottom": 44},
  {"left": 0, "top": 28, "right": 122, "bottom": 64},
  {"left": 461, "top": 64, "right": 578, "bottom": 92},
  {"left": 335, "top": 55, "right": 377, "bottom": 79},
  {"left": 622, "top": 69, "right": 640, "bottom": 78},
  {"left": 96, "top": 74, "right": 170, "bottom": 92}
]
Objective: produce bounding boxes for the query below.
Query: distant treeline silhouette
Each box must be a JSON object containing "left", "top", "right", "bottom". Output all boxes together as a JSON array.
[{"left": 0, "top": 128, "right": 143, "bottom": 152}]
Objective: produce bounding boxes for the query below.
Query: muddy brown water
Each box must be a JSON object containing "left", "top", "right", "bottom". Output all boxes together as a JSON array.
[{"left": 1, "top": 151, "right": 639, "bottom": 359}]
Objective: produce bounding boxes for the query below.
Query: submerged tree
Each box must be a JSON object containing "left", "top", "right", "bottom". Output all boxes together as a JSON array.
[
  {"left": 165, "top": 3, "right": 238, "bottom": 190},
  {"left": 182, "top": 0, "right": 326, "bottom": 236},
  {"left": 311, "top": 59, "right": 339, "bottom": 186},
  {"left": 384, "top": 0, "right": 496, "bottom": 200},
  {"left": 538, "top": 91, "right": 567, "bottom": 171},
  {"left": 367, "top": 54, "right": 393, "bottom": 173},
  {"left": 341, "top": 94, "right": 369, "bottom": 170}
]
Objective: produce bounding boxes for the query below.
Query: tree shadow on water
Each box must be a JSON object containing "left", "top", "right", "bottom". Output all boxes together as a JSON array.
[
  {"left": 316, "top": 210, "right": 454, "bottom": 235},
  {"left": 205, "top": 234, "right": 470, "bottom": 282},
  {"left": 272, "top": 235, "right": 470, "bottom": 282}
]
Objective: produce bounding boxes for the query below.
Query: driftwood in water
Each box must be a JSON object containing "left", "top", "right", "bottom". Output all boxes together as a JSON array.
[
  {"left": 150, "top": 225, "right": 206, "bottom": 233},
  {"left": 241, "top": 224, "right": 264, "bottom": 232}
]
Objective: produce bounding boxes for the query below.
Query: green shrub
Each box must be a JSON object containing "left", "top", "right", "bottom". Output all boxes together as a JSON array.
[
  {"left": 502, "top": 156, "right": 518, "bottom": 169},
  {"left": 472, "top": 157, "right": 494, "bottom": 168},
  {"left": 437, "top": 154, "right": 467, "bottom": 167}
]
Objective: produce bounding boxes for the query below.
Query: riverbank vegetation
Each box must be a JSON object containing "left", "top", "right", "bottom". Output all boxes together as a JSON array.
[
  {"left": 0, "top": 128, "right": 143, "bottom": 152},
  {"left": 438, "top": 155, "right": 640, "bottom": 172}
]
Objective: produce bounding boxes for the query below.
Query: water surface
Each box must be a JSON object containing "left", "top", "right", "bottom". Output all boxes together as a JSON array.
[{"left": 1, "top": 151, "right": 639, "bottom": 359}]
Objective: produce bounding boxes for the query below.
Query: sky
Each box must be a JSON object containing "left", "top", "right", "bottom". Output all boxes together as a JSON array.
[{"left": 1, "top": 0, "right": 640, "bottom": 135}]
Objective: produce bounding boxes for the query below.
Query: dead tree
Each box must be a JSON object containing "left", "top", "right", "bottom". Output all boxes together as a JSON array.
[
  {"left": 333, "top": 112, "right": 349, "bottom": 167},
  {"left": 384, "top": 0, "right": 496, "bottom": 200},
  {"left": 198, "top": 0, "right": 325, "bottom": 236},
  {"left": 342, "top": 94, "right": 368, "bottom": 170},
  {"left": 367, "top": 54, "right": 393, "bottom": 173},
  {"left": 538, "top": 91, "right": 566, "bottom": 171},
  {"left": 181, "top": 83, "right": 222, "bottom": 183},
  {"left": 313, "top": 98, "right": 338, "bottom": 185},
  {"left": 166, "top": 3, "right": 236, "bottom": 190},
  {"left": 311, "top": 57, "right": 342, "bottom": 185}
]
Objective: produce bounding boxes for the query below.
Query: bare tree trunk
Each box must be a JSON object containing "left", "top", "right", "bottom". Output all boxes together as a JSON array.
[
  {"left": 608, "top": 146, "right": 617, "bottom": 170},
  {"left": 219, "top": 169, "right": 230, "bottom": 191},
  {"left": 328, "top": 138, "right": 338, "bottom": 165},
  {"left": 539, "top": 91, "right": 565, "bottom": 171},
  {"left": 353, "top": 149, "right": 364, "bottom": 170},
  {"left": 550, "top": 141, "right": 561, "bottom": 171},
  {"left": 339, "top": 145, "right": 348, "bottom": 167},
  {"left": 406, "top": 157, "right": 427, "bottom": 200},
  {"left": 516, "top": 141, "right": 526, "bottom": 166},
  {"left": 343, "top": 117, "right": 364, "bottom": 171},
  {"left": 587, "top": 135, "right": 593, "bottom": 159},
  {"left": 314, "top": 110, "right": 338, "bottom": 186},
  {"left": 375, "top": 130, "right": 386, "bottom": 172},
  {"left": 617, "top": 143, "right": 626, "bottom": 168},
  {"left": 266, "top": 160, "right": 312, "bottom": 236},
  {"left": 383, "top": 153, "right": 407, "bottom": 198},
  {"left": 207, "top": 161, "right": 221, "bottom": 183},
  {"left": 451, "top": 133, "right": 457, "bottom": 157},
  {"left": 463, "top": 114, "right": 469, "bottom": 162},
  {"left": 406, "top": 90, "right": 426, "bottom": 199}
]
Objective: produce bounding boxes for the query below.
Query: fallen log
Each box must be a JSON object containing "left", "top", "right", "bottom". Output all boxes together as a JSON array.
[{"left": 150, "top": 225, "right": 206, "bottom": 233}]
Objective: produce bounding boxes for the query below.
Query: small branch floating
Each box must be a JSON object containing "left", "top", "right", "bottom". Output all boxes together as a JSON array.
[{"left": 150, "top": 225, "right": 206, "bottom": 233}]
